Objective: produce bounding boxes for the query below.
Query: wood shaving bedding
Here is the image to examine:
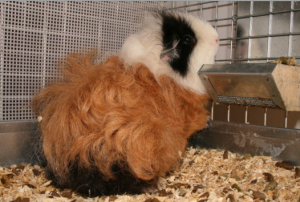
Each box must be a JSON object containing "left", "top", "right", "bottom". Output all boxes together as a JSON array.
[{"left": 1, "top": 148, "right": 299, "bottom": 202}]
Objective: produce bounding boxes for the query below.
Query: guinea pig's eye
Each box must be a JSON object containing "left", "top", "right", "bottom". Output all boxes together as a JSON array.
[{"left": 183, "top": 35, "right": 195, "bottom": 45}]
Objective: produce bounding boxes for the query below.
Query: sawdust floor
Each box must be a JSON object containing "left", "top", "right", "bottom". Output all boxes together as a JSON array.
[{"left": 1, "top": 147, "right": 300, "bottom": 202}]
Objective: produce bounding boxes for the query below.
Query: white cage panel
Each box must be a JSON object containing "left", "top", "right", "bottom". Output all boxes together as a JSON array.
[{"left": 0, "top": 1, "right": 163, "bottom": 121}]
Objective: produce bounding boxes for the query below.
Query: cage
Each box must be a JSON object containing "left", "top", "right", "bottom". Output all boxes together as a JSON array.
[{"left": 0, "top": 1, "right": 300, "bottom": 200}]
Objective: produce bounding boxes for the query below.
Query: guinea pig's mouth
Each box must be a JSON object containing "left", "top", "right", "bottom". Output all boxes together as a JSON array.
[{"left": 160, "top": 52, "right": 172, "bottom": 61}]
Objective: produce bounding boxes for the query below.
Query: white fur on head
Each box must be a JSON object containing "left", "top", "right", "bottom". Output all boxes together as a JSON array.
[{"left": 119, "top": 10, "right": 219, "bottom": 95}]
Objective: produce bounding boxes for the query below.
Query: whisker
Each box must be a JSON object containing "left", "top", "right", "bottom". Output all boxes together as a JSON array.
[{"left": 161, "top": 39, "right": 180, "bottom": 54}]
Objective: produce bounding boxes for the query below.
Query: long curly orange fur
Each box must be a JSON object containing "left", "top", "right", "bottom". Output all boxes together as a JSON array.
[{"left": 31, "top": 51, "right": 209, "bottom": 184}]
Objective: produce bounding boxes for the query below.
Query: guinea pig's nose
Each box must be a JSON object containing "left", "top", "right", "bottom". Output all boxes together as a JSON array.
[{"left": 215, "top": 39, "right": 219, "bottom": 44}]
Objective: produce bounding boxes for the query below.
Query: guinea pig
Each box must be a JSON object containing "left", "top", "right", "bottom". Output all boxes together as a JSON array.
[{"left": 31, "top": 10, "right": 219, "bottom": 197}]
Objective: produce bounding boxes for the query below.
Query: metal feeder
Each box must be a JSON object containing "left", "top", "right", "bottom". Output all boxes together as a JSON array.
[{"left": 198, "top": 63, "right": 300, "bottom": 111}]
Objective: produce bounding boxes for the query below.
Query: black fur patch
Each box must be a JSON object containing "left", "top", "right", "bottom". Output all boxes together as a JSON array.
[
  {"left": 160, "top": 11, "right": 197, "bottom": 77},
  {"left": 45, "top": 160, "right": 156, "bottom": 197}
]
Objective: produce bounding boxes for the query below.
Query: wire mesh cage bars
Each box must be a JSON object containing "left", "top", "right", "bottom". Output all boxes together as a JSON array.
[
  {"left": 0, "top": 1, "right": 163, "bottom": 122},
  {"left": 2, "top": 1, "right": 298, "bottom": 125}
]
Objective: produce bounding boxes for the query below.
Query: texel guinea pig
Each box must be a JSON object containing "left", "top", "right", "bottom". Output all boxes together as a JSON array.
[{"left": 31, "top": 10, "right": 219, "bottom": 196}]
